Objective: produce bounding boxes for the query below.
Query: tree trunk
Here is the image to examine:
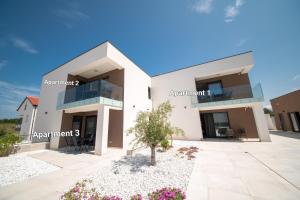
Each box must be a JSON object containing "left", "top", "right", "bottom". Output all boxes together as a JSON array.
[{"left": 150, "top": 145, "right": 156, "bottom": 166}]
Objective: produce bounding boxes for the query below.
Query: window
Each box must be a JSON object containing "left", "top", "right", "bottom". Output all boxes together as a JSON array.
[
  {"left": 213, "top": 112, "right": 230, "bottom": 137},
  {"left": 148, "top": 87, "right": 151, "bottom": 99},
  {"left": 213, "top": 112, "right": 229, "bottom": 127},
  {"left": 24, "top": 101, "right": 27, "bottom": 110},
  {"left": 208, "top": 81, "right": 223, "bottom": 95}
]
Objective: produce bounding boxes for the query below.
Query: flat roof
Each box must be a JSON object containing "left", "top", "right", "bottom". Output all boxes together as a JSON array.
[
  {"left": 151, "top": 51, "right": 252, "bottom": 77},
  {"left": 43, "top": 40, "right": 252, "bottom": 78},
  {"left": 271, "top": 89, "right": 300, "bottom": 101}
]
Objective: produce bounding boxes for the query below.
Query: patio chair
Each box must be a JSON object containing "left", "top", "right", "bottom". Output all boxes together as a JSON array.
[
  {"left": 226, "top": 129, "right": 235, "bottom": 138},
  {"left": 71, "top": 136, "right": 82, "bottom": 152},
  {"left": 218, "top": 128, "right": 228, "bottom": 137},
  {"left": 236, "top": 128, "right": 247, "bottom": 140}
]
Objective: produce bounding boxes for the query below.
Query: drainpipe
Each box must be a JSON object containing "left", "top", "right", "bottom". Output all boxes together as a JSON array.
[{"left": 30, "top": 106, "right": 37, "bottom": 141}]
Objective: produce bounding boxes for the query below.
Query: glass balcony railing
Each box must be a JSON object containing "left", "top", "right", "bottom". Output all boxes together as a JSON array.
[
  {"left": 191, "top": 83, "right": 264, "bottom": 108},
  {"left": 57, "top": 79, "right": 123, "bottom": 110}
]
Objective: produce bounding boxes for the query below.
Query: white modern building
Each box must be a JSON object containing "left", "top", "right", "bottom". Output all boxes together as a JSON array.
[
  {"left": 17, "top": 96, "right": 39, "bottom": 142},
  {"left": 33, "top": 41, "right": 271, "bottom": 155}
]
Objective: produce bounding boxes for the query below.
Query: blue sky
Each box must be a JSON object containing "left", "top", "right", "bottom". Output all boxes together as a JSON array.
[{"left": 0, "top": 0, "right": 299, "bottom": 119}]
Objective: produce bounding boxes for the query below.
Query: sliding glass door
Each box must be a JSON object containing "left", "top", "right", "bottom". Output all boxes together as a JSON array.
[{"left": 200, "top": 112, "right": 230, "bottom": 138}]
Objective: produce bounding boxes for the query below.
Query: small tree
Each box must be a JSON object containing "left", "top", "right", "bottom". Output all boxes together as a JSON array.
[
  {"left": 263, "top": 108, "right": 274, "bottom": 116},
  {"left": 128, "top": 101, "right": 184, "bottom": 166}
]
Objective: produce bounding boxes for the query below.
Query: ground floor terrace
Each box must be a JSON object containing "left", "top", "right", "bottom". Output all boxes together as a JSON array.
[
  {"left": 197, "top": 103, "right": 270, "bottom": 142},
  {"left": 57, "top": 104, "right": 123, "bottom": 155},
  {"left": 200, "top": 107, "right": 258, "bottom": 139}
]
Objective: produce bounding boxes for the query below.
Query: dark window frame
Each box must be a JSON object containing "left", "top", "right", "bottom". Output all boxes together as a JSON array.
[{"left": 148, "top": 86, "right": 151, "bottom": 99}]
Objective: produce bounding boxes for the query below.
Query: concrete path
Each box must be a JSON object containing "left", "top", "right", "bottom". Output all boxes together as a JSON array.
[
  {"left": 187, "top": 131, "right": 300, "bottom": 200},
  {"left": 0, "top": 149, "right": 124, "bottom": 200}
]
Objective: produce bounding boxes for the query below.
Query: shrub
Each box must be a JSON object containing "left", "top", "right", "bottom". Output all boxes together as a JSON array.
[
  {"left": 102, "top": 196, "right": 122, "bottom": 200},
  {"left": 131, "top": 194, "right": 142, "bottom": 200},
  {"left": 148, "top": 188, "right": 186, "bottom": 200},
  {"left": 160, "top": 139, "right": 170, "bottom": 151},
  {"left": 61, "top": 180, "right": 122, "bottom": 200},
  {"left": 0, "top": 132, "right": 21, "bottom": 157},
  {"left": 61, "top": 180, "right": 102, "bottom": 200}
]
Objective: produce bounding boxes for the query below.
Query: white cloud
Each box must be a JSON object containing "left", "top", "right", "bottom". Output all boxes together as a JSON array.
[
  {"left": 236, "top": 0, "right": 245, "bottom": 7},
  {"left": 0, "top": 80, "right": 39, "bottom": 119},
  {"left": 0, "top": 80, "right": 39, "bottom": 101},
  {"left": 236, "top": 38, "right": 248, "bottom": 47},
  {"left": 11, "top": 37, "right": 38, "bottom": 54},
  {"left": 0, "top": 59, "right": 7, "bottom": 70},
  {"left": 54, "top": 3, "right": 90, "bottom": 28},
  {"left": 192, "top": 0, "right": 213, "bottom": 14},
  {"left": 225, "top": 5, "right": 239, "bottom": 18},
  {"left": 224, "top": 0, "right": 245, "bottom": 23},
  {"left": 292, "top": 74, "right": 300, "bottom": 81}
]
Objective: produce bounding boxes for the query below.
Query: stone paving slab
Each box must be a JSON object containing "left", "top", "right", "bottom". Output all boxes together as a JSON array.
[{"left": 187, "top": 131, "right": 300, "bottom": 200}]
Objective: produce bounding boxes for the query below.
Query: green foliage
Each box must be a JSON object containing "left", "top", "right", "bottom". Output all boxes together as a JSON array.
[
  {"left": 0, "top": 123, "right": 17, "bottom": 137},
  {"left": 160, "top": 139, "right": 170, "bottom": 151},
  {"left": 0, "top": 118, "right": 22, "bottom": 124},
  {"left": 0, "top": 122, "right": 21, "bottom": 156},
  {"left": 128, "top": 101, "right": 184, "bottom": 165},
  {"left": 0, "top": 132, "right": 21, "bottom": 156},
  {"left": 263, "top": 108, "right": 274, "bottom": 116}
]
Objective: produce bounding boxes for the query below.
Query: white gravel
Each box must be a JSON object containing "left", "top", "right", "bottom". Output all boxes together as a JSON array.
[
  {"left": 0, "top": 154, "right": 60, "bottom": 187},
  {"left": 85, "top": 141, "right": 200, "bottom": 200}
]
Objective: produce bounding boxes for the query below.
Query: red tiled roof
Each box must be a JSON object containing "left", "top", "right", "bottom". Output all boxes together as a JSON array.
[{"left": 27, "top": 96, "right": 39, "bottom": 106}]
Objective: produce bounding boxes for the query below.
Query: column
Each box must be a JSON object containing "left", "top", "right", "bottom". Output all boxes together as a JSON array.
[
  {"left": 95, "top": 105, "right": 110, "bottom": 155},
  {"left": 252, "top": 104, "right": 271, "bottom": 142}
]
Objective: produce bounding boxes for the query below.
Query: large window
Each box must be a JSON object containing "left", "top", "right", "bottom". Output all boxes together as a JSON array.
[
  {"left": 213, "top": 112, "right": 229, "bottom": 127},
  {"left": 200, "top": 112, "right": 230, "bottom": 138}
]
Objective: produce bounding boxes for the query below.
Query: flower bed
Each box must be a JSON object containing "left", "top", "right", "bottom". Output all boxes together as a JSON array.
[
  {"left": 61, "top": 141, "right": 200, "bottom": 200},
  {"left": 61, "top": 180, "right": 186, "bottom": 200},
  {"left": 148, "top": 188, "right": 186, "bottom": 200}
]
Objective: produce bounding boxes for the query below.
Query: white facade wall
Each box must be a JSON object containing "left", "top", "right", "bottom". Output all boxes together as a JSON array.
[
  {"left": 152, "top": 53, "right": 255, "bottom": 140},
  {"left": 252, "top": 104, "right": 271, "bottom": 141},
  {"left": 265, "top": 114, "right": 276, "bottom": 130},
  {"left": 34, "top": 43, "right": 108, "bottom": 148},
  {"left": 34, "top": 42, "right": 152, "bottom": 150},
  {"left": 35, "top": 43, "right": 270, "bottom": 151},
  {"left": 152, "top": 71, "right": 203, "bottom": 140},
  {"left": 18, "top": 99, "right": 37, "bottom": 141},
  {"left": 107, "top": 43, "right": 152, "bottom": 150}
]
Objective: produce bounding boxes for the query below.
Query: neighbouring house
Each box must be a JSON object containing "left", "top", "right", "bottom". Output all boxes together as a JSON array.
[
  {"left": 271, "top": 89, "right": 300, "bottom": 132},
  {"left": 32, "top": 41, "right": 271, "bottom": 155},
  {"left": 17, "top": 96, "right": 39, "bottom": 141}
]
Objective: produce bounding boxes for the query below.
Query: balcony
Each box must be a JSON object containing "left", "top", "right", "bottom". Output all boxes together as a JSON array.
[
  {"left": 191, "top": 83, "right": 264, "bottom": 108},
  {"left": 57, "top": 79, "right": 123, "bottom": 110}
]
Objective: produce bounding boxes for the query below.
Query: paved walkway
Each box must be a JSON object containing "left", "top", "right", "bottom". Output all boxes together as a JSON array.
[
  {"left": 187, "top": 131, "right": 300, "bottom": 200},
  {"left": 0, "top": 148, "right": 124, "bottom": 200}
]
